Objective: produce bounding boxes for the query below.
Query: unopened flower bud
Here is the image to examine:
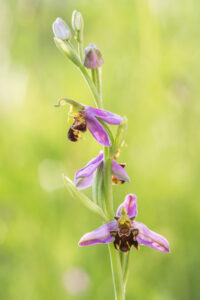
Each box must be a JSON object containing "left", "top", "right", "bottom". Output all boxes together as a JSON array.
[
  {"left": 72, "top": 10, "right": 84, "bottom": 42},
  {"left": 83, "top": 44, "right": 104, "bottom": 69},
  {"left": 52, "top": 17, "right": 71, "bottom": 41}
]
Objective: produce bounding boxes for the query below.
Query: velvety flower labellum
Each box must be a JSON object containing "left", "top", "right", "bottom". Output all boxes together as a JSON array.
[
  {"left": 68, "top": 106, "right": 122, "bottom": 146},
  {"left": 83, "top": 44, "right": 104, "bottom": 69},
  {"left": 79, "top": 194, "right": 170, "bottom": 253},
  {"left": 74, "top": 152, "right": 130, "bottom": 190},
  {"left": 52, "top": 17, "right": 71, "bottom": 40}
]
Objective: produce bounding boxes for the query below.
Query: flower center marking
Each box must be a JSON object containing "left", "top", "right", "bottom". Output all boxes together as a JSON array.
[
  {"left": 110, "top": 207, "right": 139, "bottom": 253},
  {"left": 67, "top": 110, "right": 87, "bottom": 142}
]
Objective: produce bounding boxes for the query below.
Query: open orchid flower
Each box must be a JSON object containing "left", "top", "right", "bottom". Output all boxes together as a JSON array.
[
  {"left": 74, "top": 152, "right": 130, "bottom": 190},
  {"left": 55, "top": 98, "right": 123, "bottom": 146},
  {"left": 69, "top": 106, "right": 122, "bottom": 146},
  {"left": 79, "top": 194, "right": 170, "bottom": 253}
]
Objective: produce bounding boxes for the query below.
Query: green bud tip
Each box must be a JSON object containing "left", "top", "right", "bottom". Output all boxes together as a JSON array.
[{"left": 72, "top": 10, "right": 84, "bottom": 32}]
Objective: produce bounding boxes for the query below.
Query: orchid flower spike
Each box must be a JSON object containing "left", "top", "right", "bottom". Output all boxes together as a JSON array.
[
  {"left": 74, "top": 151, "right": 130, "bottom": 190},
  {"left": 55, "top": 98, "right": 123, "bottom": 147},
  {"left": 79, "top": 194, "right": 170, "bottom": 253}
]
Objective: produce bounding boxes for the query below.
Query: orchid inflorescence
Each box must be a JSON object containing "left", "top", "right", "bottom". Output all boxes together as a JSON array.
[{"left": 52, "top": 11, "right": 170, "bottom": 300}]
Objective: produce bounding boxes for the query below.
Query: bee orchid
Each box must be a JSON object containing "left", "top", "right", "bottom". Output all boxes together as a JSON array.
[
  {"left": 74, "top": 151, "right": 130, "bottom": 190},
  {"left": 79, "top": 194, "right": 170, "bottom": 253},
  {"left": 55, "top": 98, "right": 123, "bottom": 146}
]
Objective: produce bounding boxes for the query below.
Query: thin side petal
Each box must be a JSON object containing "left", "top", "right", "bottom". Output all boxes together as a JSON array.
[
  {"left": 86, "top": 116, "right": 111, "bottom": 146},
  {"left": 112, "top": 161, "right": 130, "bottom": 182},
  {"left": 86, "top": 107, "right": 123, "bottom": 125},
  {"left": 74, "top": 173, "right": 94, "bottom": 190},
  {"left": 133, "top": 221, "right": 170, "bottom": 253},
  {"left": 116, "top": 194, "right": 137, "bottom": 218},
  {"left": 79, "top": 221, "right": 118, "bottom": 246},
  {"left": 75, "top": 152, "right": 103, "bottom": 178}
]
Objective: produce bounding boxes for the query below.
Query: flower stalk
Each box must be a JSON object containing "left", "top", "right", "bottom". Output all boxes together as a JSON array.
[
  {"left": 103, "top": 147, "right": 114, "bottom": 218},
  {"left": 79, "top": 65, "right": 101, "bottom": 108},
  {"left": 109, "top": 244, "right": 125, "bottom": 300},
  {"left": 105, "top": 150, "right": 126, "bottom": 300},
  {"left": 81, "top": 53, "right": 126, "bottom": 300},
  {"left": 122, "top": 252, "right": 130, "bottom": 286},
  {"left": 91, "top": 68, "right": 103, "bottom": 108},
  {"left": 82, "top": 49, "right": 126, "bottom": 299},
  {"left": 76, "top": 38, "right": 125, "bottom": 297}
]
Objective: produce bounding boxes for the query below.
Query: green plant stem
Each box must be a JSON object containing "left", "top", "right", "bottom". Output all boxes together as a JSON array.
[
  {"left": 79, "top": 65, "right": 101, "bottom": 108},
  {"left": 104, "top": 147, "right": 125, "bottom": 299},
  {"left": 91, "top": 68, "right": 103, "bottom": 108},
  {"left": 78, "top": 42, "right": 83, "bottom": 62},
  {"left": 103, "top": 147, "right": 114, "bottom": 218},
  {"left": 78, "top": 56, "right": 126, "bottom": 300},
  {"left": 122, "top": 253, "right": 130, "bottom": 286},
  {"left": 109, "top": 244, "right": 125, "bottom": 300}
]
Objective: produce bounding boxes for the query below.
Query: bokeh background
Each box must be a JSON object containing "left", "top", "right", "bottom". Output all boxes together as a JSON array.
[{"left": 0, "top": 0, "right": 200, "bottom": 299}]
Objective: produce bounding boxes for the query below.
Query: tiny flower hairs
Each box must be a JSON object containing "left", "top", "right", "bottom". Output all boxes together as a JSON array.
[{"left": 52, "top": 11, "right": 170, "bottom": 300}]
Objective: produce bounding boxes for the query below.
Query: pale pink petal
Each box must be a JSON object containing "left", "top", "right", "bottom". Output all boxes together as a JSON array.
[
  {"left": 79, "top": 221, "right": 118, "bottom": 246},
  {"left": 112, "top": 160, "right": 130, "bottom": 182},
  {"left": 116, "top": 194, "right": 138, "bottom": 218},
  {"left": 86, "top": 107, "right": 122, "bottom": 125},
  {"left": 133, "top": 221, "right": 170, "bottom": 253},
  {"left": 74, "top": 173, "right": 94, "bottom": 190},
  {"left": 75, "top": 152, "right": 103, "bottom": 178},
  {"left": 86, "top": 116, "right": 111, "bottom": 146},
  {"left": 74, "top": 153, "right": 104, "bottom": 189}
]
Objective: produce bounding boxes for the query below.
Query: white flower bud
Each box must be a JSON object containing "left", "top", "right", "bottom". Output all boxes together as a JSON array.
[
  {"left": 52, "top": 17, "right": 71, "bottom": 41},
  {"left": 72, "top": 10, "right": 84, "bottom": 42}
]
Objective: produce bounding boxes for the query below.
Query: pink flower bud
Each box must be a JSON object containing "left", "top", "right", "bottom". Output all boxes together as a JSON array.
[{"left": 83, "top": 43, "right": 104, "bottom": 69}]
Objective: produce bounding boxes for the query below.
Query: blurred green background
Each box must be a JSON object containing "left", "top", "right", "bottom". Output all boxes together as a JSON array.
[{"left": 0, "top": 0, "right": 200, "bottom": 299}]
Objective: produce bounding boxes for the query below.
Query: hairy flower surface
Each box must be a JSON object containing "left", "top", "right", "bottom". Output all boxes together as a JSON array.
[
  {"left": 74, "top": 152, "right": 130, "bottom": 190},
  {"left": 67, "top": 105, "right": 122, "bottom": 146},
  {"left": 79, "top": 194, "right": 170, "bottom": 253}
]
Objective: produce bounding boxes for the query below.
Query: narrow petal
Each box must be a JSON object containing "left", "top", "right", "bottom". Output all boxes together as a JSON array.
[
  {"left": 133, "top": 221, "right": 170, "bottom": 253},
  {"left": 86, "top": 107, "right": 123, "bottom": 125},
  {"left": 116, "top": 194, "right": 137, "bottom": 218},
  {"left": 112, "top": 161, "right": 130, "bottom": 182},
  {"left": 86, "top": 116, "right": 111, "bottom": 146},
  {"left": 79, "top": 221, "right": 118, "bottom": 246},
  {"left": 74, "top": 173, "right": 94, "bottom": 190},
  {"left": 75, "top": 152, "right": 103, "bottom": 178}
]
